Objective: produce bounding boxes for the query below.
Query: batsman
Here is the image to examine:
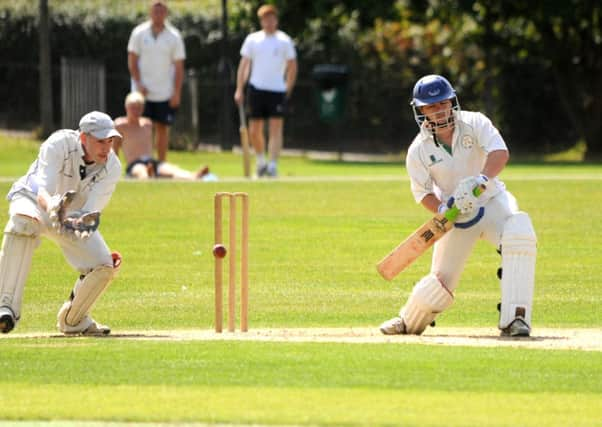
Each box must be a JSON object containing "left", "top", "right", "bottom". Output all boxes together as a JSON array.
[
  {"left": 0, "top": 111, "right": 122, "bottom": 335},
  {"left": 380, "top": 75, "right": 537, "bottom": 337}
]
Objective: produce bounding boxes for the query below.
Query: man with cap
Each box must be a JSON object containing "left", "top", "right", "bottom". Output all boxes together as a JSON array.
[
  {"left": 234, "top": 4, "right": 297, "bottom": 177},
  {"left": 127, "top": 0, "right": 186, "bottom": 163},
  {"left": 0, "top": 111, "right": 123, "bottom": 335}
]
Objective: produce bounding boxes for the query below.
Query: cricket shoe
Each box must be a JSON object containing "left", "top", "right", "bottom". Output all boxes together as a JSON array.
[
  {"left": 0, "top": 307, "right": 16, "bottom": 333},
  {"left": 256, "top": 164, "right": 268, "bottom": 178},
  {"left": 81, "top": 319, "right": 111, "bottom": 336},
  {"left": 267, "top": 162, "right": 278, "bottom": 178},
  {"left": 500, "top": 317, "right": 531, "bottom": 337},
  {"left": 379, "top": 316, "right": 406, "bottom": 335}
]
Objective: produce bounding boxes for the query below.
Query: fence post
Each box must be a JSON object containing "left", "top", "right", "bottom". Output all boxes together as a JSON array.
[
  {"left": 39, "top": 0, "right": 54, "bottom": 136},
  {"left": 188, "top": 68, "right": 200, "bottom": 143}
]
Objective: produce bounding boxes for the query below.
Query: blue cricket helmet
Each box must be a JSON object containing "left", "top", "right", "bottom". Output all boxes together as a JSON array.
[
  {"left": 411, "top": 75, "right": 456, "bottom": 106},
  {"left": 410, "top": 74, "right": 460, "bottom": 130}
]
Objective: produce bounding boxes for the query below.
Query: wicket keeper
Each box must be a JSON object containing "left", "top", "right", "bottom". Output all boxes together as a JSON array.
[
  {"left": 0, "top": 111, "right": 122, "bottom": 335},
  {"left": 380, "top": 75, "right": 537, "bottom": 337}
]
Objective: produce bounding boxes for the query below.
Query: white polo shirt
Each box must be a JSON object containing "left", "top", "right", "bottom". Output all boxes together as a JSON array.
[
  {"left": 7, "top": 130, "right": 121, "bottom": 213},
  {"left": 241, "top": 30, "right": 296, "bottom": 92},
  {"left": 127, "top": 21, "right": 186, "bottom": 102},
  {"left": 406, "top": 110, "right": 508, "bottom": 204}
]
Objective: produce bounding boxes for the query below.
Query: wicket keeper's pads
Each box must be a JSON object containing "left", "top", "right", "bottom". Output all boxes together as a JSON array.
[
  {"left": 0, "top": 215, "right": 40, "bottom": 321},
  {"left": 400, "top": 274, "right": 453, "bottom": 335},
  {"left": 57, "top": 264, "right": 117, "bottom": 330},
  {"left": 499, "top": 212, "right": 536, "bottom": 329}
]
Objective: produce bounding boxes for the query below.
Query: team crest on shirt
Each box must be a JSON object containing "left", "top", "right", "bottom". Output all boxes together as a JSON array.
[
  {"left": 428, "top": 154, "right": 443, "bottom": 166},
  {"left": 461, "top": 135, "right": 474, "bottom": 148}
]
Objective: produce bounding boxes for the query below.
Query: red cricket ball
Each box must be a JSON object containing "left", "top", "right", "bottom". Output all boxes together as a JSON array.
[{"left": 212, "top": 244, "right": 227, "bottom": 258}]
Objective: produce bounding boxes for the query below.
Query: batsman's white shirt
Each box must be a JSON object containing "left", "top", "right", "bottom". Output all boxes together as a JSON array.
[
  {"left": 7, "top": 130, "right": 121, "bottom": 213},
  {"left": 406, "top": 110, "right": 508, "bottom": 205},
  {"left": 127, "top": 21, "right": 186, "bottom": 102},
  {"left": 241, "top": 30, "right": 296, "bottom": 92}
]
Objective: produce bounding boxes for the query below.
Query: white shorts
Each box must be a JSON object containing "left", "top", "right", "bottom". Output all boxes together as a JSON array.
[
  {"left": 431, "top": 190, "right": 519, "bottom": 292},
  {"left": 8, "top": 194, "right": 113, "bottom": 273}
]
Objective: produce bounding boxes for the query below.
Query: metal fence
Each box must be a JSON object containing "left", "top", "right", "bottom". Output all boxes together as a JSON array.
[
  {"left": 56, "top": 59, "right": 201, "bottom": 149},
  {"left": 60, "top": 58, "right": 106, "bottom": 129},
  {"left": 0, "top": 61, "right": 414, "bottom": 153}
]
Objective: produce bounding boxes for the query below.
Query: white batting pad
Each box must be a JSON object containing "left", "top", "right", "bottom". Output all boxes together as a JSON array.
[
  {"left": 57, "top": 265, "right": 114, "bottom": 332},
  {"left": 500, "top": 212, "right": 537, "bottom": 329},
  {"left": 57, "top": 301, "right": 94, "bottom": 334},
  {"left": 400, "top": 273, "right": 454, "bottom": 335},
  {"left": 0, "top": 215, "right": 40, "bottom": 321}
]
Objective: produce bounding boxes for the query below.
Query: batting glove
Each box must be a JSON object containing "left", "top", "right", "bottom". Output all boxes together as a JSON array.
[{"left": 453, "top": 175, "right": 488, "bottom": 215}]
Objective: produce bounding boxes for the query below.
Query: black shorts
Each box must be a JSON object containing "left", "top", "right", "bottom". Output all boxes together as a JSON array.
[
  {"left": 143, "top": 100, "right": 177, "bottom": 125},
  {"left": 248, "top": 85, "right": 287, "bottom": 119},
  {"left": 126, "top": 156, "right": 161, "bottom": 177}
]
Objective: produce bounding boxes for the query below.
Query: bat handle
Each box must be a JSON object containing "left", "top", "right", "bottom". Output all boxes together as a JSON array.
[
  {"left": 238, "top": 103, "right": 246, "bottom": 126},
  {"left": 444, "top": 206, "right": 460, "bottom": 221},
  {"left": 444, "top": 184, "right": 486, "bottom": 222}
]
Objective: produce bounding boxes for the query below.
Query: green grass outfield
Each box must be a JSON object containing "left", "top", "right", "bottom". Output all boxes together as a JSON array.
[{"left": 1, "top": 136, "right": 602, "bottom": 426}]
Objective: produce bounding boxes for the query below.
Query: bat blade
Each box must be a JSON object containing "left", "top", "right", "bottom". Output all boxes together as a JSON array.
[
  {"left": 376, "top": 213, "right": 454, "bottom": 280},
  {"left": 377, "top": 184, "right": 486, "bottom": 281},
  {"left": 238, "top": 104, "right": 251, "bottom": 178}
]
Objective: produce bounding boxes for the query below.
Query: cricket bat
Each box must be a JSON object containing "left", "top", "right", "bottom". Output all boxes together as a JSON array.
[
  {"left": 376, "top": 185, "right": 486, "bottom": 281},
  {"left": 238, "top": 103, "right": 251, "bottom": 178}
]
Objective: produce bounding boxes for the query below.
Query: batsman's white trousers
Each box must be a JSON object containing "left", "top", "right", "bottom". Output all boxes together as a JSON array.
[
  {"left": 431, "top": 190, "right": 519, "bottom": 292},
  {"left": 8, "top": 195, "right": 113, "bottom": 273}
]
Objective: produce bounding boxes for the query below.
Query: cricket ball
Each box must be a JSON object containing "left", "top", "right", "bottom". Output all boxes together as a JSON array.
[{"left": 212, "top": 244, "right": 227, "bottom": 258}]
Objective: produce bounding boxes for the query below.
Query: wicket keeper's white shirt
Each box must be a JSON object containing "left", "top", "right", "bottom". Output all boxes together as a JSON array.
[
  {"left": 406, "top": 110, "right": 508, "bottom": 204},
  {"left": 7, "top": 130, "right": 121, "bottom": 213},
  {"left": 127, "top": 21, "right": 186, "bottom": 102},
  {"left": 241, "top": 30, "right": 296, "bottom": 92}
]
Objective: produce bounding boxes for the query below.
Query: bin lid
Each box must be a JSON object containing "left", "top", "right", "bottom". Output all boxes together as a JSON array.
[{"left": 311, "top": 64, "right": 350, "bottom": 78}]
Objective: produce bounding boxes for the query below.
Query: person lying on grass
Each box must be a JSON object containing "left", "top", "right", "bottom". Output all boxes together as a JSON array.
[{"left": 114, "top": 92, "right": 210, "bottom": 180}]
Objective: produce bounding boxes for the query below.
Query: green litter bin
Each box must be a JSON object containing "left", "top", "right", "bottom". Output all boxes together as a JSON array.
[{"left": 312, "top": 64, "right": 349, "bottom": 122}]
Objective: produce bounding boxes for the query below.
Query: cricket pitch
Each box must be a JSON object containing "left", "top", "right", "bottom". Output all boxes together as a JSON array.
[{"left": 6, "top": 327, "right": 602, "bottom": 351}]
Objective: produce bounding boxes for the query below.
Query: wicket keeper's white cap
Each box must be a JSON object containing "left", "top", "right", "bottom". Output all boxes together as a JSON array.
[{"left": 79, "top": 111, "right": 122, "bottom": 139}]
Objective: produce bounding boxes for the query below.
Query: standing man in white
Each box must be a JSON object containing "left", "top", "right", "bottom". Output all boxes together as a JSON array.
[
  {"left": 234, "top": 4, "right": 298, "bottom": 178},
  {"left": 127, "top": 0, "right": 186, "bottom": 163},
  {"left": 379, "top": 75, "right": 537, "bottom": 337},
  {"left": 0, "top": 111, "right": 123, "bottom": 335}
]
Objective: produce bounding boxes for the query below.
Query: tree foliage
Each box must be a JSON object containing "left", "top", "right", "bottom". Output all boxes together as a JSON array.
[
  {"left": 353, "top": 0, "right": 601, "bottom": 156},
  {"left": 480, "top": 0, "right": 602, "bottom": 159}
]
